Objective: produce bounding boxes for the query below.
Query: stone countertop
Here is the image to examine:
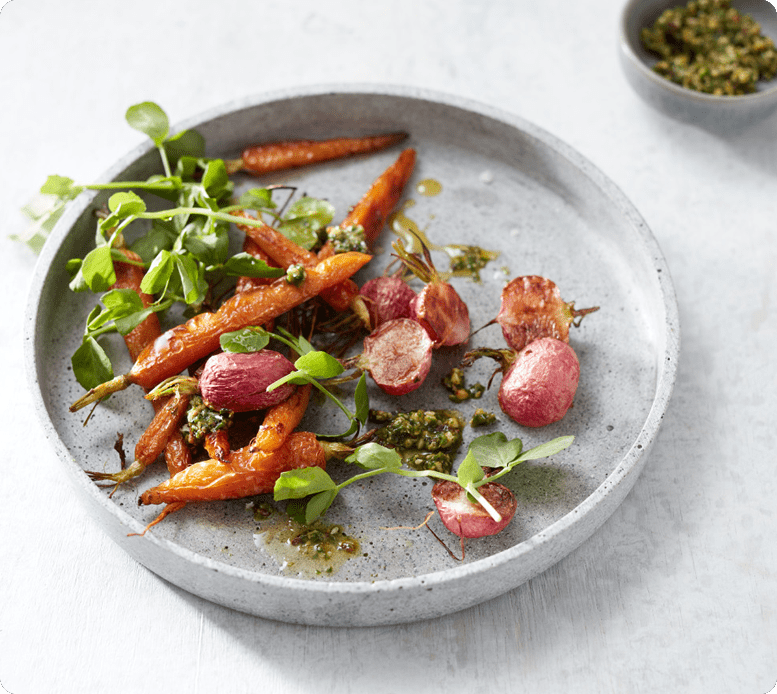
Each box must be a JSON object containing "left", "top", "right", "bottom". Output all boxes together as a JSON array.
[{"left": 0, "top": 1, "right": 775, "bottom": 692}]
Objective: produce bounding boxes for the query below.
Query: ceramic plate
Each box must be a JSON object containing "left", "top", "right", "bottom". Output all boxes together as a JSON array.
[{"left": 25, "top": 85, "right": 679, "bottom": 626}]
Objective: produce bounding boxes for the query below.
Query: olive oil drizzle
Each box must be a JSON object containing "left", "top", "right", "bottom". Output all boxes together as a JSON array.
[{"left": 388, "top": 198, "right": 500, "bottom": 282}]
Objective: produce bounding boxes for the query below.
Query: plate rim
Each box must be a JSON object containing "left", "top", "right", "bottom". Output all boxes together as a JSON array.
[{"left": 24, "top": 83, "right": 680, "bottom": 619}]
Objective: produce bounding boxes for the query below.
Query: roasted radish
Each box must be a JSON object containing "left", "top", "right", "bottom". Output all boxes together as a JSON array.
[
  {"left": 199, "top": 350, "right": 297, "bottom": 412},
  {"left": 432, "top": 475, "right": 517, "bottom": 538},
  {"left": 360, "top": 318, "right": 434, "bottom": 395},
  {"left": 359, "top": 274, "right": 417, "bottom": 329},
  {"left": 496, "top": 276, "right": 598, "bottom": 352},
  {"left": 393, "top": 239, "right": 470, "bottom": 347},
  {"left": 463, "top": 337, "right": 580, "bottom": 427}
]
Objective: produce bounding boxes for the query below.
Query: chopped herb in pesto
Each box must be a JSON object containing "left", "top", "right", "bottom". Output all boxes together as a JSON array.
[
  {"left": 641, "top": 0, "right": 777, "bottom": 95},
  {"left": 370, "top": 408, "right": 465, "bottom": 452},
  {"left": 471, "top": 408, "right": 497, "bottom": 427},
  {"left": 182, "top": 395, "right": 233, "bottom": 444},
  {"left": 443, "top": 367, "right": 485, "bottom": 403},
  {"left": 327, "top": 224, "right": 368, "bottom": 254},
  {"left": 285, "top": 263, "right": 306, "bottom": 286}
]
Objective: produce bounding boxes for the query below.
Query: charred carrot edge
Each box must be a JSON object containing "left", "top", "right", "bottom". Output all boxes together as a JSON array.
[
  {"left": 204, "top": 428, "right": 231, "bottom": 464},
  {"left": 250, "top": 384, "right": 312, "bottom": 453},
  {"left": 232, "top": 132, "right": 408, "bottom": 176},
  {"left": 339, "top": 147, "right": 416, "bottom": 246},
  {"left": 139, "top": 431, "right": 326, "bottom": 505}
]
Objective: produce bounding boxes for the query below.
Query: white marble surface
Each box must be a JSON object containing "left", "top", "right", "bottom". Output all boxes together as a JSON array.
[{"left": 0, "top": 0, "right": 775, "bottom": 692}]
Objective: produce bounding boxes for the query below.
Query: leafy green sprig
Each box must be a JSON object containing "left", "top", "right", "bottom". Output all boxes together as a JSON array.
[
  {"left": 274, "top": 431, "right": 574, "bottom": 525},
  {"left": 58, "top": 102, "right": 337, "bottom": 390}
]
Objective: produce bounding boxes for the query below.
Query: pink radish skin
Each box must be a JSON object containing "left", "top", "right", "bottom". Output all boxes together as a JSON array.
[
  {"left": 412, "top": 282, "right": 470, "bottom": 347},
  {"left": 199, "top": 350, "right": 296, "bottom": 412},
  {"left": 498, "top": 337, "right": 580, "bottom": 427},
  {"left": 360, "top": 276, "right": 417, "bottom": 329},
  {"left": 432, "top": 477, "right": 517, "bottom": 538},
  {"left": 361, "top": 318, "right": 433, "bottom": 396}
]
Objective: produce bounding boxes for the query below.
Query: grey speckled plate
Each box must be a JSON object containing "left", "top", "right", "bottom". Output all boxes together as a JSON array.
[{"left": 25, "top": 85, "right": 679, "bottom": 626}]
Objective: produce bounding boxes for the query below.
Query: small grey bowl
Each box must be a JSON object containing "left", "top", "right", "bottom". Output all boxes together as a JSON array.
[{"left": 619, "top": 0, "right": 777, "bottom": 128}]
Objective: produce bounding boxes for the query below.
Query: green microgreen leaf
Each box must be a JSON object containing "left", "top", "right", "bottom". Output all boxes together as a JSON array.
[
  {"left": 293, "top": 350, "right": 344, "bottom": 380},
  {"left": 468, "top": 431, "right": 523, "bottom": 469},
  {"left": 80, "top": 245, "right": 116, "bottom": 292},
  {"left": 353, "top": 373, "right": 369, "bottom": 426},
  {"left": 71, "top": 336, "right": 114, "bottom": 390},
  {"left": 126, "top": 102, "right": 170, "bottom": 147},
  {"left": 40, "top": 174, "right": 82, "bottom": 199},
  {"left": 277, "top": 197, "right": 335, "bottom": 250},
  {"left": 345, "top": 443, "right": 403, "bottom": 470},
  {"left": 130, "top": 222, "right": 177, "bottom": 262},
  {"left": 164, "top": 129, "right": 205, "bottom": 162},
  {"left": 456, "top": 449, "right": 486, "bottom": 488},
  {"left": 107, "top": 191, "right": 147, "bottom": 217},
  {"left": 238, "top": 187, "right": 275, "bottom": 211},
  {"left": 173, "top": 252, "right": 206, "bottom": 305},
  {"left": 303, "top": 490, "right": 339, "bottom": 524},
  {"left": 200, "top": 159, "right": 231, "bottom": 200},
  {"left": 516, "top": 435, "right": 575, "bottom": 462},
  {"left": 140, "top": 250, "right": 174, "bottom": 294},
  {"left": 274, "top": 466, "right": 337, "bottom": 500},
  {"left": 219, "top": 327, "right": 271, "bottom": 354},
  {"left": 221, "top": 253, "right": 285, "bottom": 279}
]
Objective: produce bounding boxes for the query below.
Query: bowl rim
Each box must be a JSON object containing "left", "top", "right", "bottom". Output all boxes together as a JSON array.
[
  {"left": 619, "top": 0, "right": 777, "bottom": 104},
  {"left": 23, "top": 83, "right": 682, "bottom": 622}
]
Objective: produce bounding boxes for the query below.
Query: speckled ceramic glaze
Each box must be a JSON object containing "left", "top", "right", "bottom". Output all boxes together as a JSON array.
[
  {"left": 620, "top": 0, "right": 777, "bottom": 128},
  {"left": 25, "top": 86, "right": 679, "bottom": 626}
]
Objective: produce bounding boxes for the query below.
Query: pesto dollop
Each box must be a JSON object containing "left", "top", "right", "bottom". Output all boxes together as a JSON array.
[{"left": 641, "top": 0, "right": 777, "bottom": 96}]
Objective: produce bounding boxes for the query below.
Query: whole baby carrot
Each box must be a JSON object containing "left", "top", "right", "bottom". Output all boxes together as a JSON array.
[
  {"left": 139, "top": 431, "right": 326, "bottom": 505},
  {"left": 228, "top": 132, "right": 408, "bottom": 176},
  {"left": 70, "top": 250, "right": 371, "bottom": 410}
]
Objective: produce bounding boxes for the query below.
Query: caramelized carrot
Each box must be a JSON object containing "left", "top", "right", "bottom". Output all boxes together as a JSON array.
[
  {"left": 250, "top": 384, "right": 311, "bottom": 453},
  {"left": 70, "top": 251, "right": 371, "bottom": 409},
  {"left": 139, "top": 431, "right": 326, "bottom": 505},
  {"left": 338, "top": 147, "right": 416, "bottom": 246},
  {"left": 204, "top": 428, "right": 231, "bottom": 464},
  {"left": 236, "top": 216, "right": 360, "bottom": 313},
  {"left": 231, "top": 132, "right": 408, "bottom": 176}
]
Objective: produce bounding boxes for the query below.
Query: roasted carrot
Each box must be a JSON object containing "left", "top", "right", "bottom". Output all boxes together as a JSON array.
[
  {"left": 204, "top": 428, "right": 231, "bottom": 464},
  {"left": 250, "top": 383, "right": 311, "bottom": 453},
  {"left": 87, "top": 246, "right": 192, "bottom": 482},
  {"left": 338, "top": 147, "right": 416, "bottom": 246},
  {"left": 70, "top": 250, "right": 371, "bottom": 410},
  {"left": 236, "top": 216, "right": 360, "bottom": 313},
  {"left": 139, "top": 431, "right": 326, "bottom": 505},
  {"left": 112, "top": 248, "right": 162, "bottom": 362},
  {"left": 227, "top": 132, "right": 408, "bottom": 176}
]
